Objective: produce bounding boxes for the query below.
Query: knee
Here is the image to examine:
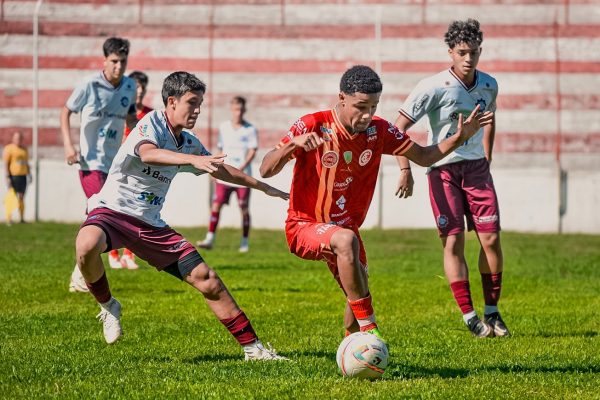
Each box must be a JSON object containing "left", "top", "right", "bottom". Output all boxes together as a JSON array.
[
  {"left": 480, "top": 233, "right": 501, "bottom": 251},
  {"left": 443, "top": 234, "right": 465, "bottom": 256},
  {"left": 332, "top": 230, "right": 359, "bottom": 258},
  {"left": 189, "top": 266, "right": 223, "bottom": 296},
  {"left": 75, "top": 234, "right": 103, "bottom": 267}
]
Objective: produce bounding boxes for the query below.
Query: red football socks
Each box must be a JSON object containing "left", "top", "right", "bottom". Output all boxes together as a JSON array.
[
  {"left": 220, "top": 310, "right": 258, "bottom": 345},
  {"left": 450, "top": 280, "right": 474, "bottom": 314},
  {"left": 208, "top": 211, "right": 220, "bottom": 233},
  {"left": 86, "top": 272, "right": 112, "bottom": 304},
  {"left": 348, "top": 295, "right": 377, "bottom": 332},
  {"left": 481, "top": 272, "right": 502, "bottom": 306}
]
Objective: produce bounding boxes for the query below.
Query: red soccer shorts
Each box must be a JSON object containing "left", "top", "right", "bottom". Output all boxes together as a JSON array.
[
  {"left": 285, "top": 220, "right": 368, "bottom": 289},
  {"left": 213, "top": 182, "right": 250, "bottom": 208},
  {"left": 79, "top": 170, "right": 108, "bottom": 199}
]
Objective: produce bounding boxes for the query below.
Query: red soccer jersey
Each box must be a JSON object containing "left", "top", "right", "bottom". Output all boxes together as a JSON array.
[
  {"left": 278, "top": 109, "right": 414, "bottom": 229},
  {"left": 124, "top": 105, "right": 153, "bottom": 138}
]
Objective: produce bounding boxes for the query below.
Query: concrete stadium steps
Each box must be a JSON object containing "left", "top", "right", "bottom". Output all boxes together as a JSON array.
[{"left": 1, "top": 0, "right": 599, "bottom": 154}]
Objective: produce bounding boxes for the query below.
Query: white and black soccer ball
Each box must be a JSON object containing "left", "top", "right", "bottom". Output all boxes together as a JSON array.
[{"left": 336, "top": 332, "right": 389, "bottom": 379}]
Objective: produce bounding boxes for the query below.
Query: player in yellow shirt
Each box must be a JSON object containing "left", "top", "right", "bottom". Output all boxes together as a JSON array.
[{"left": 3, "top": 131, "right": 31, "bottom": 225}]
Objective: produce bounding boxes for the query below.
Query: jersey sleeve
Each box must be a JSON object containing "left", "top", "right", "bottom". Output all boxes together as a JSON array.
[
  {"left": 276, "top": 114, "right": 316, "bottom": 159},
  {"left": 65, "top": 80, "right": 90, "bottom": 113},
  {"left": 382, "top": 121, "right": 414, "bottom": 156},
  {"left": 399, "top": 79, "right": 437, "bottom": 124},
  {"left": 177, "top": 134, "right": 212, "bottom": 176},
  {"left": 132, "top": 118, "right": 162, "bottom": 156},
  {"left": 247, "top": 126, "right": 258, "bottom": 149},
  {"left": 488, "top": 78, "right": 498, "bottom": 113}
]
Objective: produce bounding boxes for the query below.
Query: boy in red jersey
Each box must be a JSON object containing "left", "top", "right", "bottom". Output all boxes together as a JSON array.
[{"left": 260, "top": 65, "right": 493, "bottom": 338}]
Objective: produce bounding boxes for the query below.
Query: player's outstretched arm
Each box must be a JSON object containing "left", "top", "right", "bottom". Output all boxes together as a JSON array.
[
  {"left": 402, "top": 105, "right": 493, "bottom": 167},
  {"left": 260, "top": 133, "right": 324, "bottom": 178},
  {"left": 212, "top": 164, "right": 289, "bottom": 200},
  {"left": 138, "top": 143, "right": 226, "bottom": 172},
  {"left": 60, "top": 106, "right": 79, "bottom": 165}
]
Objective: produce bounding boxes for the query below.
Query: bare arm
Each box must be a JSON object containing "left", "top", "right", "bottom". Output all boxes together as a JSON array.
[
  {"left": 260, "top": 133, "right": 324, "bottom": 178},
  {"left": 402, "top": 105, "right": 494, "bottom": 167},
  {"left": 483, "top": 114, "right": 496, "bottom": 163},
  {"left": 212, "top": 164, "right": 289, "bottom": 200},
  {"left": 394, "top": 113, "right": 416, "bottom": 198},
  {"left": 138, "top": 142, "right": 227, "bottom": 173},
  {"left": 238, "top": 147, "right": 257, "bottom": 172},
  {"left": 60, "top": 106, "right": 79, "bottom": 165}
]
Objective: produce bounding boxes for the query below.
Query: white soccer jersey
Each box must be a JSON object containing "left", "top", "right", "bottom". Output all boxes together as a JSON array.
[
  {"left": 216, "top": 120, "right": 258, "bottom": 187},
  {"left": 66, "top": 72, "right": 136, "bottom": 173},
  {"left": 88, "top": 110, "right": 211, "bottom": 227},
  {"left": 400, "top": 68, "right": 498, "bottom": 169}
]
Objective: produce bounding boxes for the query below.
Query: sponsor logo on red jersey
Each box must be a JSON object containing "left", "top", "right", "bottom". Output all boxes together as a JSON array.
[
  {"left": 359, "top": 150, "right": 372, "bottom": 166},
  {"left": 321, "top": 151, "right": 339, "bottom": 168}
]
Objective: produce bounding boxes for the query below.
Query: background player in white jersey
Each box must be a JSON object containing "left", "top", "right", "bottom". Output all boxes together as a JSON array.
[
  {"left": 61, "top": 37, "right": 137, "bottom": 292},
  {"left": 75, "top": 71, "right": 288, "bottom": 360},
  {"left": 197, "top": 96, "right": 258, "bottom": 252},
  {"left": 395, "top": 19, "right": 509, "bottom": 338}
]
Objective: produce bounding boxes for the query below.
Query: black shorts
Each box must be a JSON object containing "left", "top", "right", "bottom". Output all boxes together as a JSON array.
[{"left": 9, "top": 175, "right": 27, "bottom": 194}]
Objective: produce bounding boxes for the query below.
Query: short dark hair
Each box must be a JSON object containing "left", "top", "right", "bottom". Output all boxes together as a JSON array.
[
  {"left": 103, "top": 37, "right": 130, "bottom": 57},
  {"left": 231, "top": 96, "right": 246, "bottom": 108},
  {"left": 340, "top": 65, "right": 382, "bottom": 95},
  {"left": 444, "top": 19, "right": 483, "bottom": 49},
  {"left": 161, "top": 71, "right": 206, "bottom": 106},
  {"left": 129, "top": 71, "right": 149, "bottom": 89}
]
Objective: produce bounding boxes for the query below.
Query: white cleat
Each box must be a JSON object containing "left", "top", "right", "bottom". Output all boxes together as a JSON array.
[
  {"left": 244, "top": 341, "right": 288, "bottom": 361},
  {"left": 69, "top": 264, "right": 89, "bottom": 293},
  {"left": 108, "top": 254, "right": 123, "bottom": 269},
  {"left": 196, "top": 239, "right": 213, "bottom": 250},
  {"left": 97, "top": 298, "right": 122, "bottom": 344},
  {"left": 120, "top": 254, "right": 139, "bottom": 270},
  {"left": 239, "top": 238, "right": 249, "bottom": 253}
]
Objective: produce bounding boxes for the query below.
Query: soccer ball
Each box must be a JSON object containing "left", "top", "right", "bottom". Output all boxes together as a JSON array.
[{"left": 336, "top": 332, "right": 389, "bottom": 379}]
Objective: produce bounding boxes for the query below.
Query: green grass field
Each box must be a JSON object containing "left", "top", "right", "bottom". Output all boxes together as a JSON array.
[{"left": 1, "top": 223, "right": 599, "bottom": 399}]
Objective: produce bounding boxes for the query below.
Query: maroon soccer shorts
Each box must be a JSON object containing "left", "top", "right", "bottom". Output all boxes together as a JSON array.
[
  {"left": 428, "top": 158, "right": 501, "bottom": 237},
  {"left": 285, "top": 220, "right": 368, "bottom": 289},
  {"left": 81, "top": 208, "right": 203, "bottom": 279},
  {"left": 79, "top": 170, "right": 108, "bottom": 199},
  {"left": 213, "top": 182, "right": 250, "bottom": 208}
]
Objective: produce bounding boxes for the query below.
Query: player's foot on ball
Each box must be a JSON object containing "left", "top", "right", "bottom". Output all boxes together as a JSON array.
[
  {"left": 120, "top": 254, "right": 139, "bottom": 270},
  {"left": 484, "top": 312, "right": 511, "bottom": 337},
  {"left": 97, "top": 298, "right": 122, "bottom": 344},
  {"left": 108, "top": 254, "right": 123, "bottom": 269},
  {"left": 196, "top": 239, "right": 213, "bottom": 250},
  {"left": 366, "top": 327, "right": 386, "bottom": 342},
  {"left": 68, "top": 264, "right": 89, "bottom": 293},
  {"left": 467, "top": 315, "right": 494, "bottom": 338},
  {"left": 244, "top": 341, "right": 288, "bottom": 361}
]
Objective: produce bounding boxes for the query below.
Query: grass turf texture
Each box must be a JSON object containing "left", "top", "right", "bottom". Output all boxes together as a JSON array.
[{"left": 1, "top": 223, "right": 598, "bottom": 399}]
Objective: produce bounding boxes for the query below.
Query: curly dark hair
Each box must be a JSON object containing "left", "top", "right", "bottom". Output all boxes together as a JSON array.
[
  {"left": 161, "top": 71, "right": 206, "bottom": 106},
  {"left": 444, "top": 19, "right": 483, "bottom": 49},
  {"left": 340, "top": 65, "right": 382, "bottom": 95}
]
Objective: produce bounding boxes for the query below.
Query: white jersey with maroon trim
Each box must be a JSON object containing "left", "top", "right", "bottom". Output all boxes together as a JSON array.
[
  {"left": 215, "top": 120, "right": 258, "bottom": 187},
  {"left": 66, "top": 72, "right": 136, "bottom": 173},
  {"left": 88, "top": 110, "right": 211, "bottom": 227},
  {"left": 400, "top": 68, "right": 498, "bottom": 169}
]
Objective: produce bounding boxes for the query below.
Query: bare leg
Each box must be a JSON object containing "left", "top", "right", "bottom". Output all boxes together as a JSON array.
[
  {"left": 441, "top": 232, "right": 469, "bottom": 282},
  {"left": 476, "top": 232, "right": 503, "bottom": 274},
  {"left": 76, "top": 225, "right": 108, "bottom": 284},
  {"left": 184, "top": 262, "right": 240, "bottom": 320}
]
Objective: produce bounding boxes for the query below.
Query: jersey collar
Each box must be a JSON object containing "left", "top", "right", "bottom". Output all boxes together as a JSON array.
[
  {"left": 332, "top": 107, "right": 358, "bottom": 140},
  {"left": 163, "top": 111, "right": 184, "bottom": 149},
  {"left": 449, "top": 68, "right": 478, "bottom": 92}
]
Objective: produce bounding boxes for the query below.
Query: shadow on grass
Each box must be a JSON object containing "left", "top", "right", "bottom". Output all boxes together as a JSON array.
[
  {"left": 184, "top": 354, "right": 245, "bottom": 363},
  {"left": 385, "top": 363, "right": 600, "bottom": 380}
]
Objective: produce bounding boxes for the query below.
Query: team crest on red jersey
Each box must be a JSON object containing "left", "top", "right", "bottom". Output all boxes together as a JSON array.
[
  {"left": 359, "top": 150, "right": 372, "bottom": 166},
  {"left": 321, "top": 151, "right": 339, "bottom": 168}
]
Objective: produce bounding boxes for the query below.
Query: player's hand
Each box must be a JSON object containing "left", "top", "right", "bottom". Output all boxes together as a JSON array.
[
  {"left": 65, "top": 146, "right": 80, "bottom": 166},
  {"left": 292, "top": 133, "right": 325, "bottom": 152},
  {"left": 262, "top": 185, "right": 289, "bottom": 201},
  {"left": 192, "top": 153, "right": 227, "bottom": 173},
  {"left": 395, "top": 169, "right": 414, "bottom": 199},
  {"left": 457, "top": 105, "right": 494, "bottom": 141}
]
